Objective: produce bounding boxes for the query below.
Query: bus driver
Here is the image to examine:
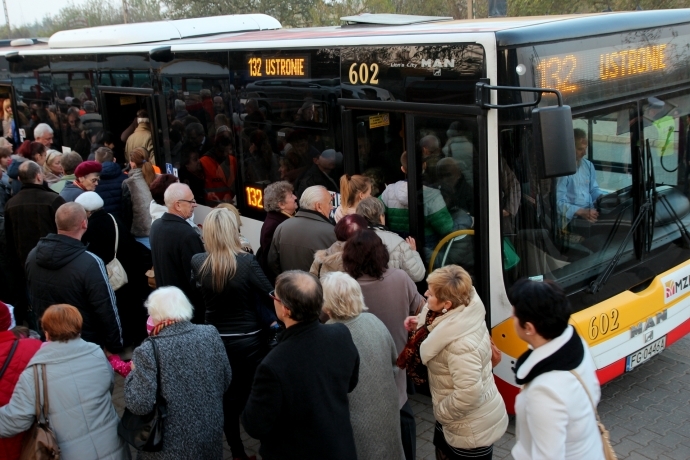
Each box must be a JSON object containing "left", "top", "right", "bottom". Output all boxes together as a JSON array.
[{"left": 556, "top": 128, "right": 605, "bottom": 228}]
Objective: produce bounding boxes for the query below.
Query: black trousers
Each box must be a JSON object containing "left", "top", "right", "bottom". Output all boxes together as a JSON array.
[
  {"left": 400, "top": 400, "right": 416, "bottom": 460},
  {"left": 222, "top": 334, "right": 268, "bottom": 459}
]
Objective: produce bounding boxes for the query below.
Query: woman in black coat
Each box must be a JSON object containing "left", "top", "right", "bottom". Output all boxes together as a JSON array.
[
  {"left": 256, "top": 181, "right": 297, "bottom": 282},
  {"left": 191, "top": 208, "right": 275, "bottom": 460},
  {"left": 75, "top": 191, "right": 151, "bottom": 346}
]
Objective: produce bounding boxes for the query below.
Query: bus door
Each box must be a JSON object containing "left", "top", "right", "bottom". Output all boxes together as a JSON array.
[
  {"left": 339, "top": 100, "right": 488, "bottom": 310},
  {"left": 96, "top": 86, "right": 169, "bottom": 168}
]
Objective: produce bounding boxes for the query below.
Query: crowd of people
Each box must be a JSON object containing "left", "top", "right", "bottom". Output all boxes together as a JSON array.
[{"left": 0, "top": 94, "right": 608, "bottom": 460}]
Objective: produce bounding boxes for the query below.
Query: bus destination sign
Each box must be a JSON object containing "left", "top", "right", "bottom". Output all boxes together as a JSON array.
[
  {"left": 519, "top": 25, "right": 690, "bottom": 107},
  {"left": 535, "top": 44, "right": 668, "bottom": 95},
  {"left": 248, "top": 55, "right": 311, "bottom": 79}
]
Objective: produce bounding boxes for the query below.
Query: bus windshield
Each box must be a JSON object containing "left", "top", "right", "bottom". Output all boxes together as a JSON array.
[{"left": 503, "top": 91, "right": 690, "bottom": 299}]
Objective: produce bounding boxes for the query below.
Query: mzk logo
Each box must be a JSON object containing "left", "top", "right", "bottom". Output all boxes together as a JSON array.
[{"left": 661, "top": 265, "right": 690, "bottom": 304}]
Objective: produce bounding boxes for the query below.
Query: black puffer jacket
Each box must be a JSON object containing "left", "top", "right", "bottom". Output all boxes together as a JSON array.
[
  {"left": 191, "top": 252, "right": 273, "bottom": 335},
  {"left": 94, "top": 161, "right": 127, "bottom": 217},
  {"left": 25, "top": 234, "right": 123, "bottom": 352}
]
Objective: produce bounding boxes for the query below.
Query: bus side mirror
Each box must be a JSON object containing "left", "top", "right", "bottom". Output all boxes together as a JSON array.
[{"left": 532, "top": 105, "right": 576, "bottom": 178}]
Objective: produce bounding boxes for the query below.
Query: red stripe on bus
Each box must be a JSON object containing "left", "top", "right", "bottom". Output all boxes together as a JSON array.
[
  {"left": 494, "top": 375, "right": 519, "bottom": 415},
  {"left": 666, "top": 317, "right": 690, "bottom": 347},
  {"left": 596, "top": 358, "right": 625, "bottom": 385}
]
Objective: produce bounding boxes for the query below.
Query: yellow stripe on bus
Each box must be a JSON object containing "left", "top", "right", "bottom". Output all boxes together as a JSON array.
[{"left": 492, "top": 259, "right": 690, "bottom": 354}]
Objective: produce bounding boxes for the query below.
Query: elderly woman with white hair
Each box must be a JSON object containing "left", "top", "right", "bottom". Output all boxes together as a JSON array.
[
  {"left": 76, "top": 191, "right": 151, "bottom": 346},
  {"left": 124, "top": 286, "right": 232, "bottom": 460},
  {"left": 322, "top": 271, "right": 405, "bottom": 460}
]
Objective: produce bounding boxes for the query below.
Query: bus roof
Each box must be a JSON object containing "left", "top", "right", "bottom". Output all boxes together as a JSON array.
[{"left": 2, "top": 10, "right": 690, "bottom": 56}]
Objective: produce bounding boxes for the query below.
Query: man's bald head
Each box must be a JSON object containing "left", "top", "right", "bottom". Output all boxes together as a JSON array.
[
  {"left": 18, "top": 161, "right": 42, "bottom": 184},
  {"left": 275, "top": 270, "right": 323, "bottom": 323},
  {"left": 56, "top": 202, "right": 87, "bottom": 234}
]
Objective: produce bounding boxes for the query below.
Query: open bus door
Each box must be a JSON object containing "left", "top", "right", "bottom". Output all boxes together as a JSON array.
[
  {"left": 96, "top": 86, "right": 170, "bottom": 168},
  {"left": 338, "top": 99, "right": 490, "bottom": 317}
]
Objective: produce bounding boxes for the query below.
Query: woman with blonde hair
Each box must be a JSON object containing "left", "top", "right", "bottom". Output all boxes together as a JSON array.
[
  {"left": 322, "top": 271, "right": 405, "bottom": 460},
  {"left": 334, "top": 174, "right": 372, "bottom": 222},
  {"left": 122, "top": 147, "right": 155, "bottom": 248},
  {"left": 42, "top": 149, "right": 64, "bottom": 185},
  {"left": 400, "top": 265, "right": 508, "bottom": 460},
  {"left": 216, "top": 202, "right": 253, "bottom": 253},
  {"left": 191, "top": 208, "right": 275, "bottom": 460}
]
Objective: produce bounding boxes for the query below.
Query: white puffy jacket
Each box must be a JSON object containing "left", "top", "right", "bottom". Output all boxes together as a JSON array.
[
  {"left": 374, "top": 228, "right": 426, "bottom": 282},
  {"left": 418, "top": 289, "right": 508, "bottom": 449}
]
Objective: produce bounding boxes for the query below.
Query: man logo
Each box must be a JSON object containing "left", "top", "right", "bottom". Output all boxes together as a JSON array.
[
  {"left": 644, "top": 330, "right": 654, "bottom": 343},
  {"left": 631, "top": 310, "right": 667, "bottom": 339}
]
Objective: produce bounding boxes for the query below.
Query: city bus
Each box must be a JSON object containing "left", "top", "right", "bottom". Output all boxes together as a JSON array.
[{"left": 1, "top": 9, "right": 690, "bottom": 411}]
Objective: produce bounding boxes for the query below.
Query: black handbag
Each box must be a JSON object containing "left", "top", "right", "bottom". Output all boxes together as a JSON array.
[{"left": 118, "top": 338, "right": 167, "bottom": 452}]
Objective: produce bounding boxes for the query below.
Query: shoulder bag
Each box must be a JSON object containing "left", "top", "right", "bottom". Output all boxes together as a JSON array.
[
  {"left": 19, "top": 365, "right": 60, "bottom": 460},
  {"left": 118, "top": 338, "right": 167, "bottom": 452},
  {"left": 570, "top": 370, "right": 617, "bottom": 460},
  {"left": 106, "top": 214, "right": 128, "bottom": 291},
  {"left": 0, "top": 340, "right": 19, "bottom": 380}
]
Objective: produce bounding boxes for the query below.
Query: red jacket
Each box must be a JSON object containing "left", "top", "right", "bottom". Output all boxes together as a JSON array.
[{"left": 0, "top": 331, "right": 41, "bottom": 459}]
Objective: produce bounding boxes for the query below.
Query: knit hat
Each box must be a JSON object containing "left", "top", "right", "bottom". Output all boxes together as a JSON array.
[
  {"left": 74, "top": 160, "right": 102, "bottom": 178},
  {"left": 0, "top": 301, "right": 11, "bottom": 331},
  {"left": 75, "top": 191, "right": 104, "bottom": 212}
]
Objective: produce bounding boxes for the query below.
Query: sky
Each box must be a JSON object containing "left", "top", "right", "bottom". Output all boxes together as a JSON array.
[{"left": 1, "top": 0, "right": 88, "bottom": 27}]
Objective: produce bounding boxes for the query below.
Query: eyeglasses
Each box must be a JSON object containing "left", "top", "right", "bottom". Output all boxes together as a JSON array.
[
  {"left": 269, "top": 290, "right": 281, "bottom": 303},
  {"left": 177, "top": 199, "right": 196, "bottom": 205}
]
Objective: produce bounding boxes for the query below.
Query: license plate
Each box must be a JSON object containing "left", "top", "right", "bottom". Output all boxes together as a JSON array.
[{"left": 626, "top": 336, "right": 666, "bottom": 371}]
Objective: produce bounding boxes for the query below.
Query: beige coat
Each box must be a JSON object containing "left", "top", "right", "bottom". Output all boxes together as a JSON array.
[
  {"left": 310, "top": 240, "right": 345, "bottom": 278},
  {"left": 418, "top": 289, "right": 508, "bottom": 449},
  {"left": 125, "top": 123, "right": 155, "bottom": 164}
]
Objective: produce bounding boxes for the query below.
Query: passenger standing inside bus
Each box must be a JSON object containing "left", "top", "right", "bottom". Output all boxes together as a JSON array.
[
  {"left": 191, "top": 208, "right": 274, "bottom": 460},
  {"left": 342, "top": 229, "right": 425, "bottom": 460},
  {"left": 509, "top": 279, "right": 604, "bottom": 460},
  {"left": 401, "top": 266, "right": 508, "bottom": 460},
  {"left": 124, "top": 109, "right": 155, "bottom": 165},
  {"left": 200, "top": 135, "right": 236, "bottom": 205},
  {"left": 334, "top": 174, "right": 372, "bottom": 223},
  {"left": 420, "top": 135, "right": 444, "bottom": 186},
  {"left": 294, "top": 149, "right": 339, "bottom": 198},
  {"left": 178, "top": 144, "right": 206, "bottom": 206},
  {"left": 122, "top": 148, "right": 155, "bottom": 249},
  {"left": 381, "top": 151, "right": 453, "bottom": 253},
  {"left": 556, "top": 129, "right": 605, "bottom": 226}
]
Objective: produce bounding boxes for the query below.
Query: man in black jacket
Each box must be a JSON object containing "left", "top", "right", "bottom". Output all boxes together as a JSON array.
[
  {"left": 242, "top": 270, "right": 360, "bottom": 460},
  {"left": 149, "top": 183, "right": 205, "bottom": 322},
  {"left": 4, "top": 161, "right": 65, "bottom": 325},
  {"left": 25, "top": 202, "right": 123, "bottom": 353}
]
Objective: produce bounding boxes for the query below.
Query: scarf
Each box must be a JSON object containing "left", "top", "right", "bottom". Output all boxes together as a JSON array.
[
  {"left": 150, "top": 319, "right": 180, "bottom": 337},
  {"left": 513, "top": 326, "right": 584, "bottom": 385},
  {"left": 396, "top": 305, "right": 454, "bottom": 385}
]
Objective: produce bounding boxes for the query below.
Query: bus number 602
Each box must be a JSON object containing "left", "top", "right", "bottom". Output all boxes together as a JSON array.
[
  {"left": 348, "top": 63, "right": 380, "bottom": 85},
  {"left": 589, "top": 309, "right": 620, "bottom": 340}
]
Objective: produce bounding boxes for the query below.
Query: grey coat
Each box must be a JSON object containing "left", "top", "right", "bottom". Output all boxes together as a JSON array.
[
  {"left": 267, "top": 209, "right": 336, "bottom": 275},
  {"left": 124, "top": 321, "right": 232, "bottom": 460},
  {"left": 329, "top": 313, "right": 405, "bottom": 460},
  {"left": 0, "top": 339, "right": 130, "bottom": 460}
]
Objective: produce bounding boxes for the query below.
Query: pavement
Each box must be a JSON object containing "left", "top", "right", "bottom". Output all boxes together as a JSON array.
[{"left": 111, "top": 334, "right": 690, "bottom": 460}]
